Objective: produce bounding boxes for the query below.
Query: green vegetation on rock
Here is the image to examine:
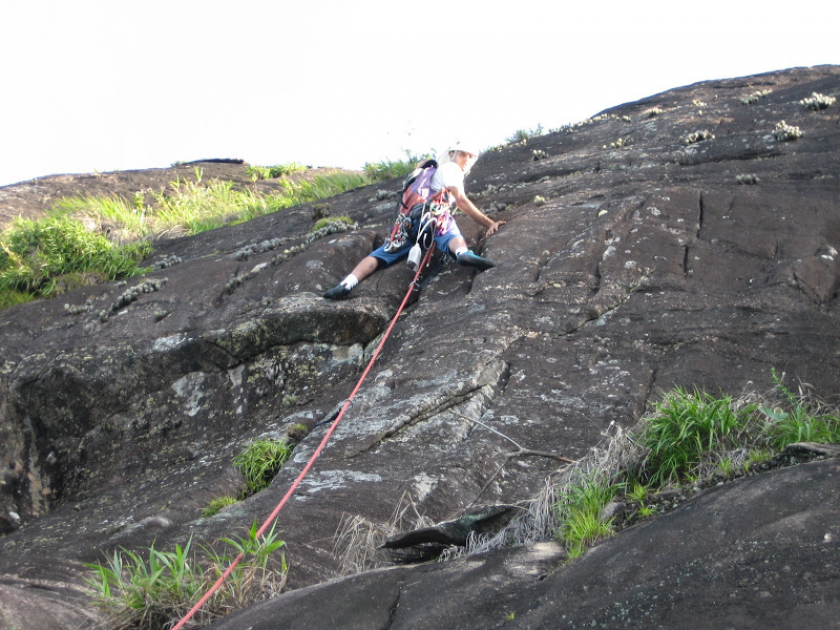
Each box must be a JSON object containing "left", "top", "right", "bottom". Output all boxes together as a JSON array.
[
  {"left": 201, "top": 495, "right": 239, "bottom": 518},
  {"left": 0, "top": 164, "right": 381, "bottom": 308},
  {"left": 246, "top": 162, "right": 306, "bottom": 180},
  {"left": 507, "top": 124, "right": 544, "bottom": 144},
  {"left": 556, "top": 474, "right": 621, "bottom": 558},
  {"left": 363, "top": 154, "right": 428, "bottom": 182},
  {"left": 0, "top": 212, "right": 152, "bottom": 303},
  {"left": 519, "top": 372, "right": 840, "bottom": 561},
  {"left": 233, "top": 438, "right": 293, "bottom": 496},
  {"left": 640, "top": 387, "right": 753, "bottom": 485},
  {"left": 85, "top": 522, "right": 287, "bottom": 630}
]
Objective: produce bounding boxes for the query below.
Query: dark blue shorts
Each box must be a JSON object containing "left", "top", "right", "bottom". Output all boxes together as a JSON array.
[{"left": 370, "top": 224, "right": 463, "bottom": 266}]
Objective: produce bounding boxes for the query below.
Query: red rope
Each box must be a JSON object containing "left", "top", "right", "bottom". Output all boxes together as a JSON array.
[{"left": 172, "top": 244, "right": 438, "bottom": 630}]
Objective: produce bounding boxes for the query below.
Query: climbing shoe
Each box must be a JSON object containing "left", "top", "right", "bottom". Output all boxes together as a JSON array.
[
  {"left": 457, "top": 251, "right": 495, "bottom": 272},
  {"left": 323, "top": 284, "right": 351, "bottom": 300}
]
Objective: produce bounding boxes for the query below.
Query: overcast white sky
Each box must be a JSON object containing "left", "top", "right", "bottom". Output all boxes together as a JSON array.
[{"left": 1, "top": 1, "right": 837, "bottom": 187}]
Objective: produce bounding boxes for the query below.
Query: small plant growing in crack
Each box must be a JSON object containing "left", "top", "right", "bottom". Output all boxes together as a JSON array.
[{"left": 233, "top": 438, "right": 293, "bottom": 496}]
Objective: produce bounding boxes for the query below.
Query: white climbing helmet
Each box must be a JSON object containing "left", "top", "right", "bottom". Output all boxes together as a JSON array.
[{"left": 438, "top": 142, "right": 480, "bottom": 173}]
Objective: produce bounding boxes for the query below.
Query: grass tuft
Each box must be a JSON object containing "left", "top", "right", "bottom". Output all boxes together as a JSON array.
[
  {"left": 0, "top": 213, "right": 151, "bottom": 300},
  {"left": 758, "top": 368, "right": 840, "bottom": 448},
  {"left": 363, "top": 154, "right": 429, "bottom": 182},
  {"left": 640, "top": 387, "right": 755, "bottom": 485},
  {"left": 556, "top": 473, "right": 621, "bottom": 558},
  {"left": 232, "top": 438, "right": 292, "bottom": 496},
  {"left": 334, "top": 491, "right": 434, "bottom": 576},
  {"left": 85, "top": 522, "right": 286, "bottom": 630},
  {"left": 201, "top": 496, "right": 239, "bottom": 518},
  {"left": 246, "top": 163, "right": 305, "bottom": 181}
]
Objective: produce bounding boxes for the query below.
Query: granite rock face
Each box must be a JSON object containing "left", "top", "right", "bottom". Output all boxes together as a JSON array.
[
  {"left": 0, "top": 65, "right": 839, "bottom": 629},
  {"left": 205, "top": 459, "right": 840, "bottom": 630}
]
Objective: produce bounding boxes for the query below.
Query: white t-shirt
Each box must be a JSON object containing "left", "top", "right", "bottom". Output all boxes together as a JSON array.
[
  {"left": 430, "top": 160, "right": 465, "bottom": 195},
  {"left": 428, "top": 160, "right": 465, "bottom": 236}
]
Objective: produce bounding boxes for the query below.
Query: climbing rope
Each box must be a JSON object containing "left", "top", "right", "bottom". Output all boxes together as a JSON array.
[{"left": 172, "top": 243, "right": 438, "bottom": 630}]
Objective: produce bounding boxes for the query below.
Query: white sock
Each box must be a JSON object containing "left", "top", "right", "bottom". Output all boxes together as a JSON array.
[
  {"left": 454, "top": 247, "right": 468, "bottom": 257},
  {"left": 341, "top": 274, "right": 359, "bottom": 289}
]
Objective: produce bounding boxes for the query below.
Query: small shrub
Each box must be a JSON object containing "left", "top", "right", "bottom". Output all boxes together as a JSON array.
[
  {"left": 773, "top": 121, "right": 802, "bottom": 142},
  {"left": 800, "top": 92, "right": 835, "bottom": 111},
  {"left": 684, "top": 130, "right": 714, "bottom": 145},
  {"left": 233, "top": 438, "right": 292, "bottom": 495},
  {"left": 507, "top": 124, "right": 544, "bottom": 144},
  {"left": 740, "top": 89, "right": 771, "bottom": 105},
  {"left": 736, "top": 174, "right": 760, "bottom": 185}
]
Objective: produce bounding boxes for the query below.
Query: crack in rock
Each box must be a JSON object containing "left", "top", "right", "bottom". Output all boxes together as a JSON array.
[{"left": 344, "top": 358, "right": 509, "bottom": 458}]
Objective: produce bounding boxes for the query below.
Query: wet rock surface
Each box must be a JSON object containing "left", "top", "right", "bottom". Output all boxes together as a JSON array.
[{"left": 0, "top": 65, "right": 839, "bottom": 629}]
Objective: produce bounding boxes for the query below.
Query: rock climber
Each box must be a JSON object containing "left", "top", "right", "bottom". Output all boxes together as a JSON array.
[{"left": 323, "top": 144, "right": 505, "bottom": 299}]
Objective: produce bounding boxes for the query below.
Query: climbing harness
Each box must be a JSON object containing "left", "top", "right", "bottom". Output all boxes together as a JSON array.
[
  {"left": 172, "top": 244, "right": 438, "bottom": 630},
  {"left": 384, "top": 159, "right": 436, "bottom": 253},
  {"left": 385, "top": 157, "right": 455, "bottom": 254}
]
